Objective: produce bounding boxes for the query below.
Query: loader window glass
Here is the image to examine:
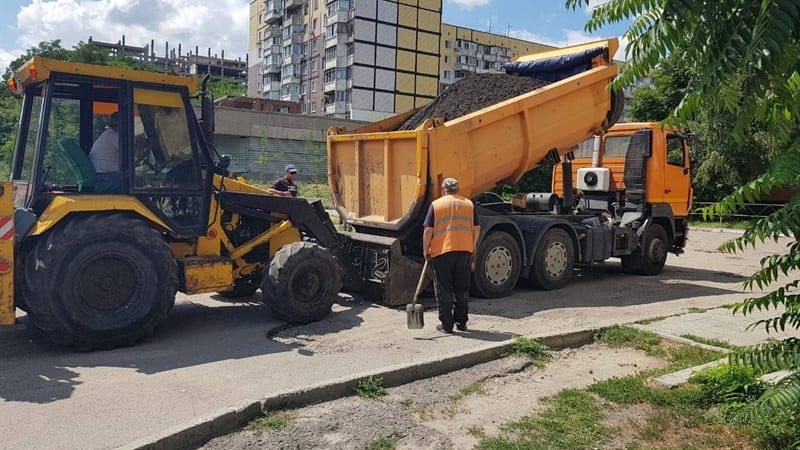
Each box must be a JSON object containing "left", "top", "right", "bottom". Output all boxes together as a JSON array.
[
  {"left": 666, "top": 135, "right": 685, "bottom": 166},
  {"left": 17, "top": 95, "right": 43, "bottom": 182},
  {"left": 44, "top": 96, "right": 83, "bottom": 187},
  {"left": 132, "top": 89, "right": 198, "bottom": 190}
]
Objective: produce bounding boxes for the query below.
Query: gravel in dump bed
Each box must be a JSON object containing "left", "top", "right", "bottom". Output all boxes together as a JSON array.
[{"left": 398, "top": 73, "right": 551, "bottom": 130}]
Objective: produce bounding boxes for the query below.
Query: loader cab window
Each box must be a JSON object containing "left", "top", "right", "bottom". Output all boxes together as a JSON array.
[
  {"left": 11, "top": 78, "right": 122, "bottom": 209},
  {"left": 132, "top": 87, "right": 207, "bottom": 235},
  {"left": 666, "top": 135, "right": 686, "bottom": 166}
]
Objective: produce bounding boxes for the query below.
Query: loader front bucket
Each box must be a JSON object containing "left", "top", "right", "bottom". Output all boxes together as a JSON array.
[{"left": 338, "top": 231, "right": 427, "bottom": 306}]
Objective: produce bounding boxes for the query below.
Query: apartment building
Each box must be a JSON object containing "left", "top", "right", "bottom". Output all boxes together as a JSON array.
[{"left": 248, "top": 0, "right": 554, "bottom": 120}]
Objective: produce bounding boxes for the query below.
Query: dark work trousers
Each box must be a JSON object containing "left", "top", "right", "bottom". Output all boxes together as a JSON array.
[{"left": 431, "top": 251, "right": 472, "bottom": 331}]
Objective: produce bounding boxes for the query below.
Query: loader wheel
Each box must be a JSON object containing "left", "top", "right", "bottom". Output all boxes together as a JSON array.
[
  {"left": 471, "top": 231, "right": 521, "bottom": 298},
  {"left": 217, "top": 277, "right": 260, "bottom": 298},
  {"left": 529, "top": 228, "right": 574, "bottom": 290},
  {"left": 622, "top": 223, "right": 668, "bottom": 275},
  {"left": 22, "top": 214, "right": 178, "bottom": 350},
  {"left": 261, "top": 241, "right": 342, "bottom": 324}
]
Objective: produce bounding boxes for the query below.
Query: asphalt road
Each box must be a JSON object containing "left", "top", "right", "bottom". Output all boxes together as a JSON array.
[{"left": 0, "top": 228, "right": 782, "bottom": 449}]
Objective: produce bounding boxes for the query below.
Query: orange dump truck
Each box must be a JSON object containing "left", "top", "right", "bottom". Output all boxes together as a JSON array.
[{"left": 328, "top": 38, "right": 691, "bottom": 305}]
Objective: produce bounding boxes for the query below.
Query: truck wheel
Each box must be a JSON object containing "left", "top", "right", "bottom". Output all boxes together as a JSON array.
[
  {"left": 22, "top": 214, "right": 178, "bottom": 350},
  {"left": 622, "top": 223, "right": 668, "bottom": 275},
  {"left": 471, "top": 231, "right": 521, "bottom": 298},
  {"left": 529, "top": 228, "right": 574, "bottom": 290},
  {"left": 217, "top": 277, "right": 260, "bottom": 298},
  {"left": 261, "top": 241, "right": 342, "bottom": 324}
]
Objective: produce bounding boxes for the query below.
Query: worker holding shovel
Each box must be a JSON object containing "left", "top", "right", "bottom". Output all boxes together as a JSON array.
[{"left": 422, "top": 178, "right": 481, "bottom": 333}]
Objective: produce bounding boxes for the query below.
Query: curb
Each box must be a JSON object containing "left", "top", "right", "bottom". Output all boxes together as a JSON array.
[{"left": 122, "top": 328, "right": 597, "bottom": 450}]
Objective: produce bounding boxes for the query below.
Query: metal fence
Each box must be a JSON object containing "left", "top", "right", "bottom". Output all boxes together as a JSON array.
[{"left": 690, "top": 202, "right": 785, "bottom": 219}]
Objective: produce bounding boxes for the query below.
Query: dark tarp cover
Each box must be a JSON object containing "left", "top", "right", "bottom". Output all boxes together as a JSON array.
[{"left": 504, "top": 46, "right": 607, "bottom": 82}]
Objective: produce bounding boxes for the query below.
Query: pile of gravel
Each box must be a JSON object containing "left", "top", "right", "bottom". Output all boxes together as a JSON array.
[{"left": 398, "top": 73, "right": 550, "bottom": 130}]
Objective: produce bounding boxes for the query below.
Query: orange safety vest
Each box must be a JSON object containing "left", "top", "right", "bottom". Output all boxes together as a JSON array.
[{"left": 429, "top": 194, "right": 476, "bottom": 258}]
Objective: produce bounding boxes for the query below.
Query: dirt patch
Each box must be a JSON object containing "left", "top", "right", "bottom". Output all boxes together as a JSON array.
[
  {"left": 398, "top": 73, "right": 549, "bottom": 130},
  {"left": 200, "top": 344, "right": 665, "bottom": 450}
]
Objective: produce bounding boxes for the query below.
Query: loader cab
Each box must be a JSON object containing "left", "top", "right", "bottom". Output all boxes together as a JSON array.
[{"left": 9, "top": 58, "right": 213, "bottom": 236}]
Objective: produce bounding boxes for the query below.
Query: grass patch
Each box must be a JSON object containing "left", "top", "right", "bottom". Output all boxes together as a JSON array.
[
  {"left": 246, "top": 411, "right": 292, "bottom": 431},
  {"left": 633, "top": 316, "right": 667, "bottom": 325},
  {"left": 681, "top": 334, "right": 739, "bottom": 350},
  {"left": 506, "top": 336, "right": 551, "bottom": 365},
  {"left": 688, "top": 307, "right": 706, "bottom": 314},
  {"left": 450, "top": 383, "right": 484, "bottom": 402},
  {"left": 366, "top": 434, "right": 400, "bottom": 450},
  {"left": 476, "top": 389, "right": 611, "bottom": 450},
  {"left": 597, "top": 326, "right": 665, "bottom": 357},
  {"left": 467, "top": 425, "right": 487, "bottom": 438},
  {"left": 399, "top": 399, "right": 432, "bottom": 420},
  {"left": 356, "top": 376, "right": 387, "bottom": 399}
]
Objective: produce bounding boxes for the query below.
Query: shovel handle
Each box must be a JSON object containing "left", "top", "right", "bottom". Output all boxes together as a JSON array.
[{"left": 412, "top": 260, "right": 429, "bottom": 305}]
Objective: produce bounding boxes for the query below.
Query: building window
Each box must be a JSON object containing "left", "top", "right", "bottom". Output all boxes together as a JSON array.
[
  {"left": 313, "top": 18, "right": 318, "bottom": 30},
  {"left": 443, "top": 70, "right": 451, "bottom": 79},
  {"left": 311, "top": 101, "right": 317, "bottom": 113},
  {"left": 445, "top": 40, "right": 451, "bottom": 49},
  {"left": 314, "top": 0, "right": 319, "bottom": 10},
  {"left": 444, "top": 55, "right": 450, "bottom": 63}
]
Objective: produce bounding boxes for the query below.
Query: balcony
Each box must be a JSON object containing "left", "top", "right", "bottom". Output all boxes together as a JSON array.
[
  {"left": 281, "top": 91, "right": 300, "bottom": 103},
  {"left": 264, "top": 59, "right": 282, "bottom": 73},
  {"left": 324, "top": 100, "right": 347, "bottom": 116},
  {"left": 324, "top": 78, "right": 348, "bottom": 93},
  {"left": 325, "top": 8, "right": 351, "bottom": 26},
  {"left": 283, "top": 53, "right": 302, "bottom": 65},
  {"left": 264, "top": 8, "right": 282, "bottom": 24},
  {"left": 284, "top": 0, "right": 303, "bottom": 10},
  {"left": 262, "top": 80, "right": 281, "bottom": 93},
  {"left": 281, "top": 74, "right": 301, "bottom": 85}
]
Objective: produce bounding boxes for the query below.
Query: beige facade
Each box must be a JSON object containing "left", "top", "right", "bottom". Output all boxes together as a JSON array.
[{"left": 247, "top": 0, "right": 553, "bottom": 120}]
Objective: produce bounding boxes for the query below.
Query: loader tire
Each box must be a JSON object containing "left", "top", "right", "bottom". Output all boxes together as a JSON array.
[
  {"left": 528, "top": 228, "right": 574, "bottom": 290},
  {"left": 22, "top": 214, "right": 178, "bottom": 351},
  {"left": 261, "top": 241, "right": 342, "bottom": 324},
  {"left": 471, "top": 231, "right": 521, "bottom": 298},
  {"left": 622, "top": 223, "right": 668, "bottom": 276}
]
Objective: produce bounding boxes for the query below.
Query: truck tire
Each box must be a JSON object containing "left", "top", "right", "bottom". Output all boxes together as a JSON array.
[
  {"left": 529, "top": 228, "right": 575, "bottom": 290},
  {"left": 261, "top": 241, "right": 342, "bottom": 324},
  {"left": 622, "top": 223, "right": 668, "bottom": 275},
  {"left": 471, "top": 231, "right": 521, "bottom": 298},
  {"left": 217, "top": 277, "right": 260, "bottom": 298},
  {"left": 22, "top": 214, "right": 178, "bottom": 350}
]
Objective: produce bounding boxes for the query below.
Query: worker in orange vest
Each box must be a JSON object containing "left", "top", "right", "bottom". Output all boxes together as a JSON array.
[{"left": 422, "top": 178, "right": 481, "bottom": 333}]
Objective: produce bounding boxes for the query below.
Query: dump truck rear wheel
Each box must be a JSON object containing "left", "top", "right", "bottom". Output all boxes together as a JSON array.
[
  {"left": 622, "top": 223, "right": 668, "bottom": 275},
  {"left": 22, "top": 214, "right": 178, "bottom": 350},
  {"left": 261, "top": 241, "right": 342, "bottom": 324},
  {"left": 529, "top": 228, "right": 574, "bottom": 290},
  {"left": 471, "top": 231, "right": 521, "bottom": 298}
]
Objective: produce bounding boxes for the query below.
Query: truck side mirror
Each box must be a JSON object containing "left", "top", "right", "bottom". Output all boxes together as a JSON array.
[{"left": 687, "top": 133, "right": 699, "bottom": 167}]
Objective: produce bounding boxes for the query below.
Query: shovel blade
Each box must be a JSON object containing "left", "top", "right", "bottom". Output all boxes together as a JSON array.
[{"left": 406, "top": 304, "right": 424, "bottom": 329}]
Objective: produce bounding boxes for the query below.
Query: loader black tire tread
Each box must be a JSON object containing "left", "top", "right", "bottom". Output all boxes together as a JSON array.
[
  {"left": 22, "top": 214, "right": 177, "bottom": 350},
  {"left": 261, "top": 241, "right": 342, "bottom": 324}
]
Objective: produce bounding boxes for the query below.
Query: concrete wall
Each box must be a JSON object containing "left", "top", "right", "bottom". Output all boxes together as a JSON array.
[{"left": 212, "top": 106, "right": 367, "bottom": 183}]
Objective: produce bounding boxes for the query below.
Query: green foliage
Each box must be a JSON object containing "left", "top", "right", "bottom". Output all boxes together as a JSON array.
[
  {"left": 476, "top": 389, "right": 612, "bottom": 450},
  {"left": 494, "top": 165, "right": 552, "bottom": 199},
  {"left": 506, "top": 336, "right": 551, "bottom": 364},
  {"left": 690, "top": 364, "right": 767, "bottom": 406},
  {"left": 680, "top": 334, "right": 740, "bottom": 350},
  {"left": 207, "top": 78, "right": 246, "bottom": 99},
  {"left": 355, "top": 376, "right": 386, "bottom": 399},
  {"left": 567, "top": 0, "right": 800, "bottom": 429}
]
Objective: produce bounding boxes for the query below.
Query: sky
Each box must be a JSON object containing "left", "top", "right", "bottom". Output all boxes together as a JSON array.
[{"left": 0, "top": 0, "right": 629, "bottom": 75}]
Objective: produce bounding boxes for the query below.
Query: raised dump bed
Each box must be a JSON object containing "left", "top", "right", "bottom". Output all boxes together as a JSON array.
[{"left": 328, "top": 38, "right": 621, "bottom": 235}]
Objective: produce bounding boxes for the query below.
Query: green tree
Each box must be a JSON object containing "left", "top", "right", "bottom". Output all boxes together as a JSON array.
[
  {"left": 566, "top": 0, "right": 800, "bottom": 426},
  {"left": 207, "top": 78, "right": 246, "bottom": 99}
]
